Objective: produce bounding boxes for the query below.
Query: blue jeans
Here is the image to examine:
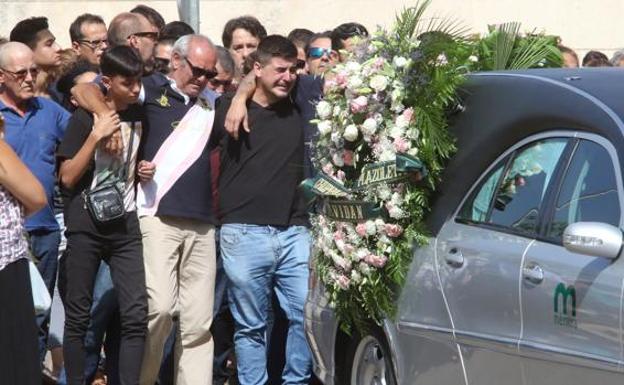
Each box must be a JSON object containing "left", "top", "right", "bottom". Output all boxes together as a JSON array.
[
  {"left": 220, "top": 224, "right": 312, "bottom": 385},
  {"left": 29, "top": 228, "right": 62, "bottom": 364}
]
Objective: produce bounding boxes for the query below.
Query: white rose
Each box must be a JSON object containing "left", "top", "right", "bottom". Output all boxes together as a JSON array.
[
  {"left": 317, "top": 120, "right": 332, "bottom": 136},
  {"left": 388, "top": 205, "right": 404, "bottom": 219},
  {"left": 355, "top": 248, "right": 369, "bottom": 261},
  {"left": 365, "top": 220, "right": 377, "bottom": 236},
  {"left": 316, "top": 101, "right": 332, "bottom": 119},
  {"left": 408, "top": 147, "right": 419, "bottom": 157},
  {"left": 377, "top": 185, "right": 392, "bottom": 200},
  {"left": 330, "top": 131, "right": 342, "bottom": 145},
  {"left": 343, "top": 124, "right": 359, "bottom": 142},
  {"left": 351, "top": 269, "right": 362, "bottom": 284},
  {"left": 369, "top": 75, "right": 389, "bottom": 92},
  {"left": 374, "top": 218, "right": 386, "bottom": 232},
  {"left": 393, "top": 56, "right": 408, "bottom": 67},
  {"left": 332, "top": 152, "right": 344, "bottom": 167},
  {"left": 346, "top": 61, "right": 361, "bottom": 72},
  {"left": 361, "top": 118, "right": 378, "bottom": 136},
  {"left": 395, "top": 114, "right": 410, "bottom": 129},
  {"left": 389, "top": 125, "right": 405, "bottom": 139},
  {"left": 468, "top": 55, "right": 479, "bottom": 62},
  {"left": 379, "top": 150, "right": 396, "bottom": 162},
  {"left": 347, "top": 76, "right": 364, "bottom": 90}
]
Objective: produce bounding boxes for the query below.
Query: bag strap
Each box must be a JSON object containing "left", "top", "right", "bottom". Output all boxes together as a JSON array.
[{"left": 118, "top": 121, "right": 136, "bottom": 183}]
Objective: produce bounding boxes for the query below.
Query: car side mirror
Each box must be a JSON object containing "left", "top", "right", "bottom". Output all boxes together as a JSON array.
[{"left": 563, "top": 222, "right": 623, "bottom": 260}]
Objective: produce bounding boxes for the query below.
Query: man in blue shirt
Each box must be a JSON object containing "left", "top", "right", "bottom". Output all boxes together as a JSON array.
[{"left": 0, "top": 42, "right": 70, "bottom": 364}]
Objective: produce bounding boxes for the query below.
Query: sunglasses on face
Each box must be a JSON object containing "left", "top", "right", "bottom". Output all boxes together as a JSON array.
[
  {"left": 1, "top": 66, "right": 39, "bottom": 82},
  {"left": 131, "top": 31, "right": 159, "bottom": 41},
  {"left": 307, "top": 47, "right": 335, "bottom": 59},
  {"left": 184, "top": 57, "right": 218, "bottom": 79},
  {"left": 77, "top": 38, "right": 108, "bottom": 50}
]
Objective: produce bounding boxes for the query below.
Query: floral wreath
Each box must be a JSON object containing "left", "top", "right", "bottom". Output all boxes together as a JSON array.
[{"left": 305, "top": 2, "right": 563, "bottom": 332}]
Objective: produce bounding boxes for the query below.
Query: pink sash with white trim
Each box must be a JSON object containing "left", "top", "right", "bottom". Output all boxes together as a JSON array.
[{"left": 136, "top": 91, "right": 215, "bottom": 216}]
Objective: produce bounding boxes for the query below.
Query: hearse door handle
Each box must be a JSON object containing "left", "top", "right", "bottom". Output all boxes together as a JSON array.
[
  {"left": 523, "top": 264, "right": 544, "bottom": 284},
  {"left": 445, "top": 248, "right": 464, "bottom": 268}
]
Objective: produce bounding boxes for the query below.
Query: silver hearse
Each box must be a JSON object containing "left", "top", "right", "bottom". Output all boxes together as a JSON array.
[{"left": 305, "top": 68, "right": 624, "bottom": 385}]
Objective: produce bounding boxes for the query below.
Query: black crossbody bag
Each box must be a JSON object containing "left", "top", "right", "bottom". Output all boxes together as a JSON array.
[{"left": 83, "top": 124, "right": 135, "bottom": 224}]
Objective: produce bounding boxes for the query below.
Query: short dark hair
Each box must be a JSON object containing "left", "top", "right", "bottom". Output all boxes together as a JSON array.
[
  {"left": 130, "top": 4, "right": 165, "bottom": 31},
  {"left": 56, "top": 59, "right": 99, "bottom": 100},
  {"left": 287, "top": 28, "right": 314, "bottom": 49},
  {"left": 305, "top": 31, "right": 333, "bottom": 55},
  {"left": 10, "top": 17, "right": 50, "bottom": 49},
  {"left": 582, "top": 50, "right": 610, "bottom": 67},
  {"left": 331, "top": 22, "right": 369, "bottom": 51},
  {"left": 100, "top": 45, "right": 143, "bottom": 78},
  {"left": 69, "top": 14, "right": 105, "bottom": 43},
  {"left": 161, "top": 21, "right": 195, "bottom": 41},
  {"left": 254, "top": 35, "right": 297, "bottom": 65},
  {"left": 222, "top": 16, "right": 267, "bottom": 49}
]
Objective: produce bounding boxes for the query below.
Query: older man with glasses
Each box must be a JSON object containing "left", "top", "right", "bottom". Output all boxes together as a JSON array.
[
  {"left": 69, "top": 14, "right": 108, "bottom": 66},
  {"left": 0, "top": 41, "right": 70, "bottom": 371},
  {"left": 73, "top": 34, "right": 222, "bottom": 385}
]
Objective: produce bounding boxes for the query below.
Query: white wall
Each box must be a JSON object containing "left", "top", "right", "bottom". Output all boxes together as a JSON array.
[{"left": 1, "top": 0, "right": 620, "bottom": 58}]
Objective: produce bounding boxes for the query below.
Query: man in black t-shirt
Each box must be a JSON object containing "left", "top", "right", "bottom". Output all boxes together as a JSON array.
[
  {"left": 216, "top": 35, "right": 312, "bottom": 385},
  {"left": 57, "top": 46, "right": 149, "bottom": 385}
]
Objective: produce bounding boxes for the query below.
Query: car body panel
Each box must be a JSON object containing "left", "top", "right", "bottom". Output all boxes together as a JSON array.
[{"left": 305, "top": 69, "right": 624, "bottom": 385}]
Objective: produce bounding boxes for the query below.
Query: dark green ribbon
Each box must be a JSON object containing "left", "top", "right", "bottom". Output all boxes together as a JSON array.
[
  {"left": 356, "top": 153, "right": 427, "bottom": 188},
  {"left": 321, "top": 199, "right": 384, "bottom": 221}
]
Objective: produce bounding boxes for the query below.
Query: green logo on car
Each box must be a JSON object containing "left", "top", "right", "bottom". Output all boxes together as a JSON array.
[{"left": 554, "top": 283, "right": 577, "bottom": 328}]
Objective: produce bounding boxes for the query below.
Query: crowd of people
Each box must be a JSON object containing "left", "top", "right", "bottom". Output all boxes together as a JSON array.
[
  {"left": 0, "top": 4, "right": 618, "bottom": 385},
  {"left": 0, "top": 4, "right": 370, "bottom": 385}
]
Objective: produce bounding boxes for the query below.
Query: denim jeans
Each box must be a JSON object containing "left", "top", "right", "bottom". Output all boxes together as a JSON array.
[
  {"left": 29, "top": 228, "right": 62, "bottom": 364},
  {"left": 220, "top": 224, "right": 312, "bottom": 385}
]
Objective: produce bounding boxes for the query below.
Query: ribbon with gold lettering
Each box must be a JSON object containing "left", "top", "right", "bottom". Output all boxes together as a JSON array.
[
  {"left": 356, "top": 153, "right": 427, "bottom": 189},
  {"left": 321, "top": 199, "right": 384, "bottom": 221}
]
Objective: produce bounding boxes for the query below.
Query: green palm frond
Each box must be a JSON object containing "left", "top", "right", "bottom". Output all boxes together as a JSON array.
[
  {"left": 492, "top": 22, "right": 521, "bottom": 69},
  {"left": 394, "top": 0, "right": 432, "bottom": 41}
]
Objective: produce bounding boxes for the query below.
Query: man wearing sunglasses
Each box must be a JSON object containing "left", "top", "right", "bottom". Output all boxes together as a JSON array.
[
  {"left": 305, "top": 31, "right": 337, "bottom": 76},
  {"left": 72, "top": 34, "right": 222, "bottom": 385},
  {"left": 108, "top": 12, "right": 159, "bottom": 75},
  {"left": 69, "top": 14, "right": 108, "bottom": 67},
  {"left": 0, "top": 42, "right": 70, "bottom": 371}
]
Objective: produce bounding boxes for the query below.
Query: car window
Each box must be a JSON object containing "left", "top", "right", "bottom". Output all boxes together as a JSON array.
[
  {"left": 458, "top": 138, "right": 568, "bottom": 236},
  {"left": 547, "top": 139, "right": 620, "bottom": 239}
]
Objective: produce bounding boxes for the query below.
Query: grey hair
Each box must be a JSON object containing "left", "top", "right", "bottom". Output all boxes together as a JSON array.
[
  {"left": 215, "top": 45, "right": 235, "bottom": 75},
  {"left": 172, "top": 34, "right": 213, "bottom": 58},
  {"left": 610, "top": 49, "right": 624, "bottom": 66},
  {"left": 0, "top": 41, "right": 30, "bottom": 68}
]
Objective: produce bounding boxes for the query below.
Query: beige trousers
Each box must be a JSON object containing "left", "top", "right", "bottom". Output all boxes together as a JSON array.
[{"left": 138, "top": 215, "right": 216, "bottom": 385}]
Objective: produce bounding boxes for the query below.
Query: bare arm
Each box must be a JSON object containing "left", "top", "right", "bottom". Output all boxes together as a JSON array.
[
  {"left": 225, "top": 72, "right": 257, "bottom": 140},
  {"left": 59, "top": 112, "right": 120, "bottom": 189},
  {"left": 0, "top": 140, "right": 47, "bottom": 216}
]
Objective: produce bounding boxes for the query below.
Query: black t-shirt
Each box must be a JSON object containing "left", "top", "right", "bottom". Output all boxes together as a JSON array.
[
  {"left": 139, "top": 73, "right": 222, "bottom": 223},
  {"left": 57, "top": 107, "right": 142, "bottom": 236},
  {"left": 217, "top": 95, "right": 309, "bottom": 227}
]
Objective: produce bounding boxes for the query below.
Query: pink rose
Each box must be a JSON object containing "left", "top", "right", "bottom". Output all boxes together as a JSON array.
[
  {"left": 355, "top": 223, "right": 367, "bottom": 237},
  {"left": 322, "top": 163, "right": 334, "bottom": 176},
  {"left": 364, "top": 254, "right": 388, "bottom": 268},
  {"left": 350, "top": 96, "right": 368, "bottom": 114},
  {"left": 384, "top": 224, "right": 403, "bottom": 237},
  {"left": 336, "top": 170, "right": 346, "bottom": 181},
  {"left": 333, "top": 231, "right": 345, "bottom": 241},
  {"left": 336, "top": 274, "right": 351, "bottom": 289},
  {"left": 343, "top": 150, "right": 354, "bottom": 166},
  {"left": 393, "top": 137, "right": 410, "bottom": 153},
  {"left": 343, "top": 243, "right": 355, "bottom": 254},
  {"left": 336, "top": 71, "right": 349, "bottom": 87},
  {"left": 402, "top": 107, "right": 414, "bottom": 123}
]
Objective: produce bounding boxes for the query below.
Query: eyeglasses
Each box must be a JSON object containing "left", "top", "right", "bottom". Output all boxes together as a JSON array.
[
  {"left": 77, "top": 38, "right": 108, "bottom": 50},
  {"left": 184, "top": 57, "right": 217, "bottom": 79},
  {"left": 131, "top": 31, "right": 159, "bottom": 41},
  {"left": 154, "top": 57, "right": 170, "bottom": 74},
  {"left": 1, "top": 66, "right": 39, "bottom": 82},
  {"left": 307, "top": 47, "right": 336, "bottom": 59}
]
